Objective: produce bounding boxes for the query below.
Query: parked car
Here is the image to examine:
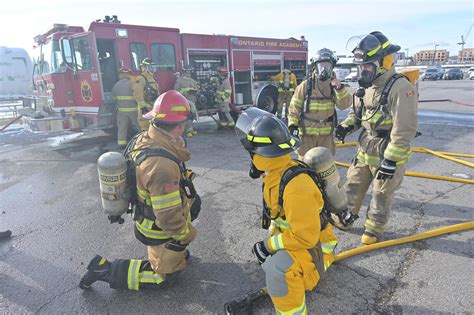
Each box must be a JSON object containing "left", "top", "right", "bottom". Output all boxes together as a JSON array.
[
  {"left": 469, "top": 67, "right": 474, "bottom": 80},
  {"left": 421, "top": 68, "right": 443, "bottom": 80},
  {"left": 344, "top": 69, "right": 358, "bottom": 82},
  {"left": 444, "top": 68, "right": 463, "bottom": 80}
]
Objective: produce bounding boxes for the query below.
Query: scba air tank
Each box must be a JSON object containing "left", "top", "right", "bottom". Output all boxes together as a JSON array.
[
  {"left": 303, "top": 147, "right": 358, "bottom": 228},
  {"left": 97, "top": 152, "right": 130, "bottom": 224}
]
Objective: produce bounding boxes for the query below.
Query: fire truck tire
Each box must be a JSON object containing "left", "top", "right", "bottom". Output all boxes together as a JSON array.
[{"left": 257, "top": 88, "right": 278, "bottom": 114}]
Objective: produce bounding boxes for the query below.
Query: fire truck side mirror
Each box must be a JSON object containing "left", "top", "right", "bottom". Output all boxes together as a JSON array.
[{"left": 59, "top": 36, "right": 75, "bottom": 67}]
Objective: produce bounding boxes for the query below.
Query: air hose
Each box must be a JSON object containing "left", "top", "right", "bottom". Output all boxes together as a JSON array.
[{"left": 224, "top": 221, "right": 474, "bottom": 314}]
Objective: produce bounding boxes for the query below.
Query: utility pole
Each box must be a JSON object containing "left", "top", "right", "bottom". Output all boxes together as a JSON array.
[
  {"left": 405, "top": 48, "right": 409, "bottom": 66},
  {"left": 433, "top": 44, "right": 439, "bottom": 65}
]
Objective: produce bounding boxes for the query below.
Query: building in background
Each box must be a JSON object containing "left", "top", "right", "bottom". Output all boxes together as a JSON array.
[
  {"left": 457, "top": 48, "right": 474, "bottom": 63},
  {"left": 414, "top": 49, "right": 449, "bottom": 65}
]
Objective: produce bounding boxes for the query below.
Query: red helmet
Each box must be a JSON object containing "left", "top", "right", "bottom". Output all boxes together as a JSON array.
[{"left": 143, "top": 90, "right": 190, "bottom": 124}]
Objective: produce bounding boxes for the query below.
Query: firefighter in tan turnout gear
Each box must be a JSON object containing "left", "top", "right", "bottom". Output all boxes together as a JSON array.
[
  {"left": 80, "top": 91, "right": 201, "bottom": 291},
  {"left": 270, "top": 69, "right": 297, "bottom": 119},
  {"left": 134, "top": 57, "right": 161, "bottom": 130},
  {"left": 334, "top": 32, "right": 418, "bottom": 245},
  {"left": 215, "top": 66, "right": 235, "bottom": 127},
  {"left": 174, "top": 65, "right": 199, "bottom": 138},
  {"left": 112, "top": 67, "right": 140, "bottom": 147},
  {"left": 288, "top": 48, "right": 351, "bottom": 159},
  {"left": 235, "top": 108, "right": 338, "bottom": 314}
]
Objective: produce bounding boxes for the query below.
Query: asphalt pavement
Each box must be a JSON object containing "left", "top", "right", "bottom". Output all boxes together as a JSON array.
[{"left": 0, "top": 80, "right": 473, "bottom": 314}]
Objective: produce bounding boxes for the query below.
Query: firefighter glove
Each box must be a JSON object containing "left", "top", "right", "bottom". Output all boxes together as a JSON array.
[
  {"left": 377, "top": 159, "right": 396, "bottom": 180},
  {"left": 252, "top": 241, "right": 271, "bottom": 265},
  {"left": 335, "top": 125, "right": 351, "bottom": 143},
  {"left": 288, "top": 125, "right": 299, "bottom": 138}
]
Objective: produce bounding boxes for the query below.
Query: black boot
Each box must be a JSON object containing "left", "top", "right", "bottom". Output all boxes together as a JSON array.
[
  {"left": 0, "top": 230, "right": 12, "bottom": 241},
  {"left": 79, "top": 255, "right": 112, "bottom": 290}
]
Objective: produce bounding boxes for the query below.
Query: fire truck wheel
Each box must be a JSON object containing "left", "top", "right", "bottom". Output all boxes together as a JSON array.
[{"left": 257, "top": 88, "right": 278, "bottom": 114}]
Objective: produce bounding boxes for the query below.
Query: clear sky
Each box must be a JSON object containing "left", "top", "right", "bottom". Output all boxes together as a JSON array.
[{"left": 1, "top": 0, "right": 473, "bottom": 57}]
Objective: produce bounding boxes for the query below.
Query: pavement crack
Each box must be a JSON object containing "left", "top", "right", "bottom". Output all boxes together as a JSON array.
[
  {"left": 34, "top": 286, "right": 76, "bottom": 314},
  {"left": 373, "top": 183, "right": 466, "bottom": 312}
]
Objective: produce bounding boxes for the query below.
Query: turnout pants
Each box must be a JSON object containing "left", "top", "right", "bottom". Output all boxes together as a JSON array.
[
  {"left": 107, "top": 242, "right": 189, "bottom": 290},
  {"left": 276, "top": 91, "right": 293, "bottom": 117},
  {"left": 296, "top": 134, "right": 336, "bottom": 160},
  {"left": 262, "top": 225, "right": 337, "bottom": 314},
  {"left": 117, "top": 111, "right": 140, "bottom": 146},
  {"left": 344, "top": 159, "right": 406, "bottom": 236}
]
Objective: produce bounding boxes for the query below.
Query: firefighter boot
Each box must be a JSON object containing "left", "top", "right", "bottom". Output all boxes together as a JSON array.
[
  {"left": 361, "top": 230, "right": 379, "bottom": 245},
  {"left": 0, "top": 230, "right": 12, "bottom": 241},
  {"left": 331, "top": 213, "right": 353, "bottom": 231},
  {"left": 79, "top": 255, "right": 112, "bottom": 290}
]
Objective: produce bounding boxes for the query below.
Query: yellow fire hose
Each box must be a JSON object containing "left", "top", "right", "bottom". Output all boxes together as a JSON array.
[
  {"left": 335, "top": 161, "right": 474, "bottom": 185},
  {"left": 224, "top": 221, "right": 474, "bottom": 314},
  {"left": 335, "top": 142, "right": 473, "bottom": 184}
]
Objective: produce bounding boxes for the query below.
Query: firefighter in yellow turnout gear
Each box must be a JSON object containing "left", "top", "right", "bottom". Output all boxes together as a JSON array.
[
  {"left": 112, "top": 67, "right": 140, "bottom": 147},
  {"left": 215, "top": 66, "right": 235, "bottom": 127},
  {"left": 80, "top": 91, "right": 200, "bottom": 291},
  {"left": 288, "top": 48, "right": 351, "bottom": 159},
  {"left": 335, "top": 32, "right": 418, "bottom": 244},
  {"left": 174, "top": 66, "right": 199, "bottom": 138},
  {"left": 133, "top": 57, "right": 161, "bottom": 130},
  {"left": 271, "top": 69, "right": 297, "bottom": 118},
  {"left": 235, "top": 108, "right": 338, "bottom": 314}
]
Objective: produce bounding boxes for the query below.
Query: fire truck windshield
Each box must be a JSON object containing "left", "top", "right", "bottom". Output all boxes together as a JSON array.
[{"left": 33, "top": 40, "right": 66, "bottom": 75}]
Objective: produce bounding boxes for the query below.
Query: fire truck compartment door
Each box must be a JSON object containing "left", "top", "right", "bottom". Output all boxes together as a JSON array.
[{"left": 60, "top": 32, "right": 103, "bottom": 107}]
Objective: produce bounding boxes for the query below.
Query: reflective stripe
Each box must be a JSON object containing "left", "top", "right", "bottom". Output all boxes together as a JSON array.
[
  {"left": 116, "top": 96, "right": 135, "bottom": 100},
  {"left": 308, "top": 101, "right": 334, "bottom": 111},
  {"left": 279, "top": 143, "right": 290, "bottom": 149},
  {"left": 135, "top": 219, "right": 171, "bottom": 239},
  {"left": 118, "top": 107, "right": 138, "bottom": 112},
  {"left": 367, "top": 44, "right": 381, "bottom": 57},
  {"left": 269, "top": 233, "right": 284, "bottom": 251},
  {"left": 336, "top": 88, "right": 349, "bottom": 99},
  {"left": 98, "top": 258, "right": 107, "bottom": 265},
  {"left": 173, "top": 222, "right": 191, "bottom": 241},
  {"left": 274, "top": 218, "right": 290, "bottom": 230},
  {"left": 138, "top": 101, "right": 148, "bottom": 108},
  {"left": 358, "top": 150, "right": 411, "bottom": 167},
  {"left": 290, "top": 98, "right": 304, "bottom": 107},
  {"left": 363, "top": 111, "right": 392, "bottom": 125},
  {"left": 170, "top": 106, "right": 189, "bottom": 112},
  {"left": 151, "top": 191, "right": 181, "bottom": 210},
  {"left": 276, "top": 296, "right": 306, "bottom": 315},
  {"left": 302, "top": 126, "right": 332, "bottom": 136},
  {"left": 139, "top": 270, "right": 164, "bottom": 284},
  {"left": 247, "top": 135, "right": 272, "bottom": 143},
  {"left": 321, "top": 240, "right": 338, "bottom": 254},
  {"left": 117, "top": 140, "right": 127, "bottom": 145},
  {"left": 127, "top": 259, "right": 141, "bottom": 290},
  {"left": 382, "top": 40, "right": 390, "bottom": 49}
]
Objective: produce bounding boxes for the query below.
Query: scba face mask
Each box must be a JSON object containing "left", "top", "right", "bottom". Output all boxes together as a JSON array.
[
  {"left": 317, "top": 61, "right": 333, "bottom": 81},
  {"left": 357, "top": 62, "right": 378, "bottom": 88}
]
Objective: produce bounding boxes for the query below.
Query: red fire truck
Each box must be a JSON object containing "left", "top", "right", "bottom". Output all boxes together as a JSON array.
[{"left": 32, "top": 16, "right": 308, "bottom": 130}]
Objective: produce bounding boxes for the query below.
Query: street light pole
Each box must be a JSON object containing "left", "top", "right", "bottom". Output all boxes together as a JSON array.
[
  {"left": 433, "top": 44, "right": 439, "bottom": 65},
  {"left": 405, "top": 48, "right": 409, "bottom": 66}
]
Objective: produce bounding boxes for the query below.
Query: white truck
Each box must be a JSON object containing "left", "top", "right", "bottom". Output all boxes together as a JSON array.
[{"left": 0, "top": 47, "right": 33, "bottom": 102}]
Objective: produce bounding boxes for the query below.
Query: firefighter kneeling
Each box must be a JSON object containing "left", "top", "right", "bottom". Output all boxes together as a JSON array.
[
  {"left": 80, "top": 90, "right": 200, "bottom": 291},
  {"left": 235, "top": 108, "right": 338, "bottom": 314}
]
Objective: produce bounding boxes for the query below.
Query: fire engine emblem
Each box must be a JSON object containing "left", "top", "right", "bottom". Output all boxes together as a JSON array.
[{"left": 81, "top": 80, "right": 93, "bottom": 103}]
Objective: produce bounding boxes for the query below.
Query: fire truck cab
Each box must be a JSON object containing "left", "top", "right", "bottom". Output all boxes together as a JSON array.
[{"left": 32, "top": 17, "right": 308, "bottom": 131}]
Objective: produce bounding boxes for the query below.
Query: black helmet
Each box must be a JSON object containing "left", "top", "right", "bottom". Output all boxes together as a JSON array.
[
  {"left": 352, "top": 34, "right": 383, "bottom": 64},
  {"left": 370, "top": 31, "right": 401, "bottom": 56},
  {"left": 312, "top": 48, "right": 338, "bottom": 65},
  {"left": 141, "top": 57, "right": 153, "bottom": 66},
  {"left": 235, "top": 107, "right": 301, "bottom": 157}
]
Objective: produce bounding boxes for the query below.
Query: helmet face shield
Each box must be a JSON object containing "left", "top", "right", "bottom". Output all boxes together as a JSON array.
[
  {"left": 316, "top": 61, "right": 333, "bottom": 81},
  {"left": 357, "top": 62, "right": 378, "bottom": 88},
  {"left": 235, "top": 107, "right": 272, "bottom": 153}
]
